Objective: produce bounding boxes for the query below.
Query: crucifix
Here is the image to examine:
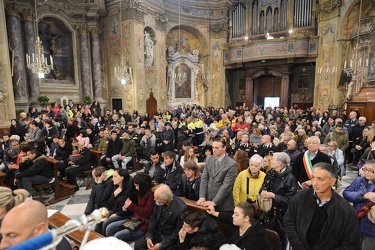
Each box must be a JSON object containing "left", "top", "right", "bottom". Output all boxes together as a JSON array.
[{"left": 301, "top": 67, "right": 307, "bottom": 72}]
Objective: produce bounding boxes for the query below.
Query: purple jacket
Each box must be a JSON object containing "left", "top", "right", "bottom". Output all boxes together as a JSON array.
[{"left": 343, "top": 176, "right": 375, "bottom": 237}]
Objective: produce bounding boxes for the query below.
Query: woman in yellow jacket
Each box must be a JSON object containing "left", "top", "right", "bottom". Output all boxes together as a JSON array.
[{"left": 233, "top": 154, "right": 266, "bottom": 206}]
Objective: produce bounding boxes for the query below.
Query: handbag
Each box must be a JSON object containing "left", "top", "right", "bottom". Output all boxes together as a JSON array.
[
  {"left": 367, "top": 206, "right": 375, "bottom": 224},
  {"left": 263, "top": 207, "right": 284, "bottom": 237},
  {"left": 121, "top": 217, "right": 144, "bottom": 231},
  {"left": 357, "top": 160, "right": 365, "bottom": 170},
  {"left": 257, "top": 196, "right": 273, "bottom": 213}
]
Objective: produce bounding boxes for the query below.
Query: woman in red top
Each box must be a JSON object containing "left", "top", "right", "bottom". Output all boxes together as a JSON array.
[{"left": 105, "top": 172, "right": 154, "bottom": 242}]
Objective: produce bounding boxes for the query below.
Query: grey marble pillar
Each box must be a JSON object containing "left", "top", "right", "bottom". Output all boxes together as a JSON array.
[
  {"left": 79, "top": 25, "right": 92, "bottom": 98},
  {"left": 23, "top": 9, "right": 39, "bottom": 101},
  {"left": 90, "top": 27, "right": 103, "bottom": 101},
  {"left": 6, "top": 4, "right": 28, "bottom": 101}
]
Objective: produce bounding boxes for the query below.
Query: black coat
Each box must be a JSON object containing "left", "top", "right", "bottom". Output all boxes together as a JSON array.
[
  {"left": 107, "top": 176, "right": 134, "bottom": 217},
  {"left": 145, "top": 196, "right": 187, "bottom": 249},
  {"left": 16, "top": 153, "right": 53, "bottom": 179},
  {"left": 179, "top": 215, "right": 226, "bottom": 250},
  {"left": 85, "top": 176, "right": 114, "bottom": 215},
  {"left": 161, "top": 161, "right": 183, "bottom": 192},
  {"left": 284, "top": 188, "right": 361, "bottom": 250},
  {"left": 292, "top": 151, "right": 331, "bottom": 184},
  {"left": 105, "top": 138, "right": 122, "bottom": 158}
]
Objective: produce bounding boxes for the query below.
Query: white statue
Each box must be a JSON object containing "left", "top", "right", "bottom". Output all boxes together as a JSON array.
[{"left": 144, "top": 31, "right": 154, "bottom": 68}]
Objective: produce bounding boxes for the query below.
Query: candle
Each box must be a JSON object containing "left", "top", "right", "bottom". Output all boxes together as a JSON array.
[
  {"left": 32, "top": 53, "right": 35, "bottom": 63},
  {"left": 344, "top": 60, "right": 346, "bottom": 68},
  {"left": 366, "top": 59, "right": 369, "bottom": 67},
  {"left": 350, "top": 60, "right": 353, "bottom": 68},
  {"left": 50, "top": 56, "right": 53, "bottom": 67}
]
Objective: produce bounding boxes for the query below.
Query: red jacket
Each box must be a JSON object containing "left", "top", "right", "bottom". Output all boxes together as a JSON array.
[
  {"left": 233, "top": 122, "right": 250, "bottom": 133},
  {"left": 127, "top": 189, "right": 154, "bottom": 232}
]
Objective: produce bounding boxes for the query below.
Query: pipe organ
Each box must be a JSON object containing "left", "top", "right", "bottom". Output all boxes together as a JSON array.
[
  {"left": 232, "top": 3, "right": 246, "bottom": 38},
  {"left": 231, "top": 0, "right": 313, "bottom": 39}
]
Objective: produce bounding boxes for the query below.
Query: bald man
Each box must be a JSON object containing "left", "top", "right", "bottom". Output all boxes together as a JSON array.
[
  {"left": 65, "top": 140, "right": 91, "bottom": 191},
  {"left": 135, "top": 184, "right": 187, "bottom": 250},
  {"left": 0, "top": 200, "right": 71, "bottom": 249}
]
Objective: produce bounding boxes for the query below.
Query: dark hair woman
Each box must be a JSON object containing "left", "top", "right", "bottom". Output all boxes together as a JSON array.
[
  {"left": 207, "top": 202, "right": 272, "bottom": 250},
  {"left": 9, "top": 119, "right": 26, "bottom": 142},
  {"left": 105, "top": 172, "right": 154, "bottom": 242},
  {"left": 99, "top": 169, "right": 133, "bottom": 236}
]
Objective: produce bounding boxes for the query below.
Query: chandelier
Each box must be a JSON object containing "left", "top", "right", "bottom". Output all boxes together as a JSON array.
[
  {"left": 26, "top": 0, "right": 53, "bottom": 78},
  {"left": 114, "top": 54, "right": 132, "bottom": 85}
]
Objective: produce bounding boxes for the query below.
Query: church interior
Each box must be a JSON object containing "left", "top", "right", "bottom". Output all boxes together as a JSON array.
[{"left": 0, "top": 0, "right": 374, "bottom": 126}]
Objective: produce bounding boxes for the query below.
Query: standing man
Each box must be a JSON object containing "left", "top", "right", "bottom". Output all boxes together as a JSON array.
[
  {"left": 161, "top": 122, "right": 174, "bottom": 153},
  {"left": 197, "top": 138, "right": 237, "bottom": 212},
  {"left": 137, "top": 127, "right": 156, "bottom": 162},
  {"left": 284, "top": 162, "right": 361, "bottom": 250},
  {"left": 112, "top": 130, "right": 135, "bottom": 169},
  {"left": 293, "top": 136, "right": 331, "bottom": 189}
]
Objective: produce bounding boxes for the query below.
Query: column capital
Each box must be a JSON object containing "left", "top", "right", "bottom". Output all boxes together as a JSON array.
[
  {"left": 88, "top": 26, "right": 100, "bottom": 37},
  {"left": 21, "top": 8, "right": 34, "bottom": 21},
  {"left": 78, "top": 24, "right": 88, "bottom": 37},
  {"left": 5, "top": 3, "right": 20, "bottom": 18}
]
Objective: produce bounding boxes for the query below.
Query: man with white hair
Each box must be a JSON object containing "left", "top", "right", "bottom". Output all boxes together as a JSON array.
[
  {"left": 293, "top": 136, "right": 331, "bottom": 189},
  {"left": 135, "top": 184, "right": 187, "bottom": 250}
]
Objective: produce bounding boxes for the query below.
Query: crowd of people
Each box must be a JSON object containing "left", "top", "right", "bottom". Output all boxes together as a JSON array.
[{"left": 0, "top": 100, "right": 374, "bottom": 249}]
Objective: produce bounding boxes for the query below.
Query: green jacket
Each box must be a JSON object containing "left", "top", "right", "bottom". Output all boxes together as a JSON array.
[{"left": 120, "top": 138, "right": 135, "bottom": 157}]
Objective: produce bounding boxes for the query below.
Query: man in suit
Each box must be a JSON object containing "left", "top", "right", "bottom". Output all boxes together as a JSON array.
[
  {"left": 293, "top": 136, "right": 331, "bottom": 189},
  {"left": 135, "top": 184, "right": 187, "bottom": 250},
  {"left": 65, "top": 140, "right": 91, "bottom": 191},
  {"left": 197, "top": 138, "right": 237, "bottom": 212}
]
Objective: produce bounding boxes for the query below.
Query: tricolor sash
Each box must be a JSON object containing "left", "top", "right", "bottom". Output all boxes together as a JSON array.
[{"left": 302, "top": 151, "right": 313, "bottom": 180}]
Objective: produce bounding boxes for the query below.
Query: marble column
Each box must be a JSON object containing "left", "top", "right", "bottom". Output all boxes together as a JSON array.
[
  {"left": 245, "top": 77, "right": 254, "bottom": 108},
  {"left": 22, "top": 9, "right": 39, "bottom": 101},
  {"left": 5, "top": 4, "right": 28, "bottom": 101},
  {"left": 280, "top": 75, "right": 289, "bottom": 108},
  {"left": 79, "top": 25, "right": 92, "bottom": 98},
  {"left": 89, "top": 27, "right": 103, "bottom": 101}
]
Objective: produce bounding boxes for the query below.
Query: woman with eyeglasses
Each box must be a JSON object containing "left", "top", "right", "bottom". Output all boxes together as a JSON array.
[{"left": 343, "top": 159, "right": 375, "bottom": 250}]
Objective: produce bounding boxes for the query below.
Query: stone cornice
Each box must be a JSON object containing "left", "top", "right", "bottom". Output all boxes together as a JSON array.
[{"left": 5, "top": 3, "right": 20, "bottom": 18}]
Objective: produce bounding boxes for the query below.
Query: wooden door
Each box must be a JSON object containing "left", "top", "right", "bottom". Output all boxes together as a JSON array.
[{"left": 146, "top": 92, "right": 157, "bottom": 117}]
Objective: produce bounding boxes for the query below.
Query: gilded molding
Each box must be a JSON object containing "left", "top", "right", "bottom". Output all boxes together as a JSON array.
[
  {"left": 21, "top": 8, "right": 34, "bottom": 21},
  {"left": 78, "top": 24, "right": 88, "bottom": 36},
  {"left": 89, "top": 26, "right": 100, "bottom": 37},
  {"left": 317, "top": 0, "right": 342, "bottom": 13}
]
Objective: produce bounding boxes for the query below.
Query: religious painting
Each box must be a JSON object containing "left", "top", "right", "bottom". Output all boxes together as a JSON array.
[
  {"left": 38, "top": 17, "right": 74, "bottom": 82},
  {"left": 110, "top": 15, "right": 119, "bottom": 35},
  {"left": 298, "top": 74, "right": 310, "bottom": 88},
  {"left": 174, "top": 63, "right": 191, "bottom": 98}
]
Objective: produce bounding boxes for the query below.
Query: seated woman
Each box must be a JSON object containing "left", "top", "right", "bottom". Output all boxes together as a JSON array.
[
  {"left": 233, "top": 154, "right": 266, "bottom": 206},
  {"left": 98, "top": 169, "right": 133, "bottom": 235},
  {"left": 105, "top": 173, "right": 154, "bottom": 242},
  {"left": 175, "top": 160, "right": 201, "bottom": 201},
  {"left": 207, "top": 202, "right": 272, "bottom": 250}
]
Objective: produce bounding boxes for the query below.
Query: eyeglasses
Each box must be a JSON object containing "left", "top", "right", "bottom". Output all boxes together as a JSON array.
[{"left": 362, "top": 168, "right": 375, "bottom": 174}]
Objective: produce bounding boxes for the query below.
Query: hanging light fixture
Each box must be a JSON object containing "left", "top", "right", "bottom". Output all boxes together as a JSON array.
[
  {"left": 114, "top": 0, "right": 132, "bottom": 85},
  {"left": 26, "top": 0, "right": 53, "bottom": 79}
]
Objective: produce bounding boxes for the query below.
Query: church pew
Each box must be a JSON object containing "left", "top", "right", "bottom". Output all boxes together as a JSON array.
[{"left": 48, "top": 210, "right": 104, "bottom": 246}]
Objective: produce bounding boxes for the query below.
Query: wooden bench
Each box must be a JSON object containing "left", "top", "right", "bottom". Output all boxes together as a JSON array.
[
  {"left": 48, "top": 210, "right": 104, "bottom": 246},
  {"left": 82, "top": 149, "right": 105, "bottom": 190},
  {"left": 43, "top": 157, "right": 76, "bottom": 205}
]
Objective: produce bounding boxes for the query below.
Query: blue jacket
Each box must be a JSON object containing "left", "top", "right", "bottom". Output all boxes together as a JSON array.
[{"left": 343, "top": 176, "right": 375, "bottom": 237}]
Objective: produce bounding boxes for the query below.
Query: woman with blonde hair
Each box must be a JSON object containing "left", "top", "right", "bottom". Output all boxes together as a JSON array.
[
  {"left": 233, "top": 154, "right": 266, "bottom": 206},
  {"left": 0, "top": 187, "right": 29, "bottom": 223},
  {"left": 179, "top": 146, "right": 198, "bottom": 167},
  {"left": 263, "top": 154, "right": 273, "bottom": 173}
]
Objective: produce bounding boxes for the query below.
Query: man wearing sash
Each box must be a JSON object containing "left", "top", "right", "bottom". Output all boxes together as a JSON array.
[{"left": 292, "top": 136, "right": 331, "bottom": 189}]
